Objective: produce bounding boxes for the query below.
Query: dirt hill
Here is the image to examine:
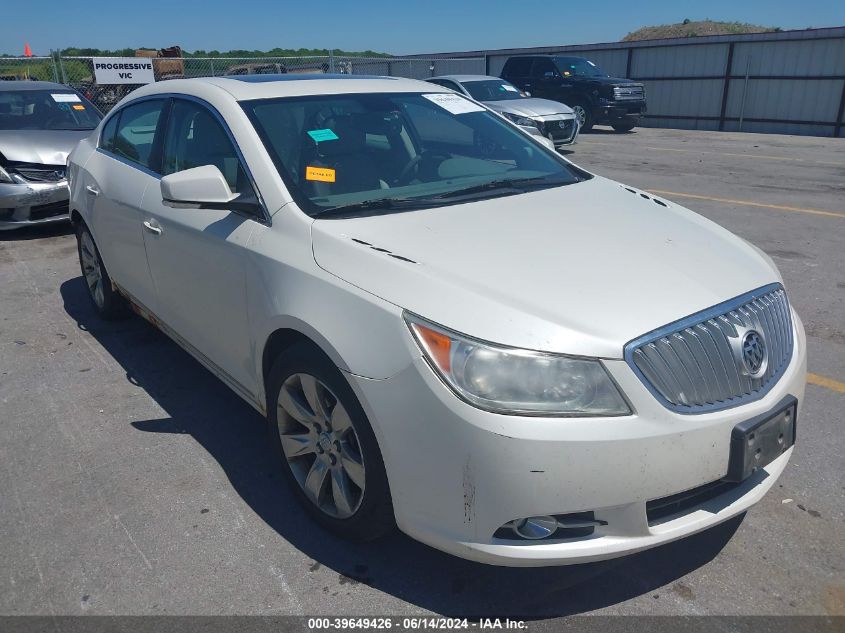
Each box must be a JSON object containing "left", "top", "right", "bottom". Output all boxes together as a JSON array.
[{"left": 623, "top": 20, "right": 780, "bottom": 42}]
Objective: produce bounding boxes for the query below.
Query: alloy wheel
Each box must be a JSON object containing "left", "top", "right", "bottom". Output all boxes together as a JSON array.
[
  {"left": 276, "top": 373, "right": 366, "bottom": 519},
  {"left": 572, "top": 105, "right": 587, "bottom": 127},
  {"left": 80, "top": 231, "right": 105, "bottom": 308}
]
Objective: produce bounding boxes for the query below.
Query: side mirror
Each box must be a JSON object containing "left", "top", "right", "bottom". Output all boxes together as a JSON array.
[
  {"left": 537, "top": 136, "right": 556, "bottom": 151},
  {"left": 160, "top": 165, "right": 260, "bottom": 213}
]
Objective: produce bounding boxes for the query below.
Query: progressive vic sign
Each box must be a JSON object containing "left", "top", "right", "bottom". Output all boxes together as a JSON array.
[{"left": 93, "top": 58, "right": 155, "bottom": 85}]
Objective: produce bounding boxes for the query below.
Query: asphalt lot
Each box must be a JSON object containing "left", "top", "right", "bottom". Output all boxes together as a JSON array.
[{"left": 1, "top": 126, "right": 843, "bottom": 621}]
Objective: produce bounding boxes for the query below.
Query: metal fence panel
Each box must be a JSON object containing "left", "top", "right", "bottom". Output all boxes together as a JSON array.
[
  {"left": 731, "top": 38, "right": 845, "bottom": 76},
  {"left": 725, "top": 77, "right": 844, "bottom": 123},
  {"left": 642, "top": 78, "right": 725, "bottom": 118},
  {"left": 631, "top": 43, "right": 729, "bottom": 78}
]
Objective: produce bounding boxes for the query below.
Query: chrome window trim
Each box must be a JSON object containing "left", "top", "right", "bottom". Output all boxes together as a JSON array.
[
  {"left": 96, "top": 93, "right": 271, "bottom": 225},
  {"left": 624, "top": 283, "right": 794, "bottom": 414}
]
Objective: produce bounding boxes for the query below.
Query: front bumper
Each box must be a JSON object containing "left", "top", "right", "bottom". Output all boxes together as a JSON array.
[
  {"left": 595, "top": 100, "right": 646, "bottom": 124},
  {"left": 349, "top": 312, "right": 806, "bottom": 566},
  {"left": 0, "top": 181, "right": 70, "bottom": 230}
]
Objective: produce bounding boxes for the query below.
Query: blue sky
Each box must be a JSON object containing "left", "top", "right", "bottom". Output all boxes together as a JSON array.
[{"left": 5, "top": 0, "right": 844, "bottom": 55}]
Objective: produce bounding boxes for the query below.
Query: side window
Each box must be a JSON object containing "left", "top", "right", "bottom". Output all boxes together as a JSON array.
[
  {"left": 161, "top": 99, "right": 255, "bottom": 197},
  {"left": 531, "top": 58, "right": 559, "bottom": 79},
  {"left": 99, "top": 113, "right": 119, "bottom": 152},
  {"left": 111, "top": 99, "right": 164, "bottom": 168}
]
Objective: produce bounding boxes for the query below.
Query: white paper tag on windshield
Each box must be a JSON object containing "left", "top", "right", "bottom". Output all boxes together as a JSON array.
[
  {"left": 423, "top": 93, "right": 484, "bottom": 114},
  {"left": 502, "top": 84, "right": 518, "bottom": 92},
  {"left": 51, "top": 93, "right": 81, "bottom": 103}
]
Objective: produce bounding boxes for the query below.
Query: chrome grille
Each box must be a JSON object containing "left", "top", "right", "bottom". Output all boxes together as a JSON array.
[
  {"left": 625, "top": 284, "right": 794, "bottom": 413},
  {"left": 613, "top": 85, "right": 645, "bottom": 101},
  {"left": 10, "top": 163, "right": 66, "bottom": 183}
]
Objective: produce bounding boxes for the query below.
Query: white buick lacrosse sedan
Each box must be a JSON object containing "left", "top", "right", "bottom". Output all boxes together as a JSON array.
[{"left": 67, "top": 75, "right": 807, "bottom": 566}]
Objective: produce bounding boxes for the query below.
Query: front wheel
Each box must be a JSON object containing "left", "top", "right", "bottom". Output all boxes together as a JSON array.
[
  {"left": 76, "top": 223, "right": 129, "bottom": 320},
  {"left": 267, "top": 343, "right": 394, "bottom": 541},
  {"left": 570, "top": 102, "right": 593, "bottom": 132}
]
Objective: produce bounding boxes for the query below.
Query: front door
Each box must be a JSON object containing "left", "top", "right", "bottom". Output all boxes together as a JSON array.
[{"left": 140, "top": 98, "right": 261, "bottom": 394}]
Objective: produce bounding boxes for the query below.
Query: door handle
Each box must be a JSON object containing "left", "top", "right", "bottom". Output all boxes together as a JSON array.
[
  {"left": 143, "top": 220, "right": 162, "bottom": 235},
  {"left": 85, "top": 185, "right": 100, "bottom": 196}
]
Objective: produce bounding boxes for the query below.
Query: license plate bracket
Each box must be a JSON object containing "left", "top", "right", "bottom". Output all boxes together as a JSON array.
[{"left": 723, "top": 396, "right": 797, "bottom": 483}]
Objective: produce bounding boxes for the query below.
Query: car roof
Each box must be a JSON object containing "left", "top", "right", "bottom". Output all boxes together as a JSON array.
[
  {"left": 0, "top": 80, "right": 76, "bottom": 92},
  {"left": 125, "top": 74, "right": 449, "bottom": 102},
  {"left": 430, "top": 75, "right": 508, "bottom": 83}
]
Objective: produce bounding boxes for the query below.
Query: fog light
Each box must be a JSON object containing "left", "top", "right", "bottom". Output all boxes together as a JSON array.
[{"left": 513, "top": 515, "right": 558, "bottom": 540}]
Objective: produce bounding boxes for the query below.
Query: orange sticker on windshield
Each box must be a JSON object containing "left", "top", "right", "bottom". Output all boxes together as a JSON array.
[
  {"left": 72, "top": 104, "right": 86, "bottom": 110},
  {"left": 306, "top": 166, "right": 336, "bottom": 182}
]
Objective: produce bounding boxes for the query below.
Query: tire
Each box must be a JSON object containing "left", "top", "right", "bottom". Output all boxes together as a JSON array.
[
  {"left": 570, "top": 101, "right": 593, "bottom": 132},
  {"left": 267, "top": 343, "right": 394, "bottom": 541},
  {"left": 612, "top": 121, "right": 637, "bottom": 133},
  {"left": 75, "top": 222, "right": 129, "bottom": 320}
]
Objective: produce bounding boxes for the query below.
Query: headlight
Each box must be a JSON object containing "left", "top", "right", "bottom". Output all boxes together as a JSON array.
[
  {"left": 405, "top": 314, "right": 631, "bottom": 417},
  {"left": 501, "top": 112, "right": 540, "bottom": 129}
]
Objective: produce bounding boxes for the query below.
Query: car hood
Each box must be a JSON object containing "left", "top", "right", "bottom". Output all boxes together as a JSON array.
[
  {"left": 483, "top": 98, "right": 574, "bottom": 118},
  {"left": 311, "top": 176, "right": 780, "bottom": 359},
  {"left": 586, "top": 76, "right": 640, "bottom": 86},
  {"left": 0, "top": 129, "right": 92, "bottom": 165}
]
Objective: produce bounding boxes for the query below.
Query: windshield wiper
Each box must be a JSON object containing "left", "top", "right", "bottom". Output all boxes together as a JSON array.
[
  {"left": 432, "top": 176, "right": 567, "bottom": 200},
  {"left": 313, "top": 196, "right": 437, "bottom": 219}
]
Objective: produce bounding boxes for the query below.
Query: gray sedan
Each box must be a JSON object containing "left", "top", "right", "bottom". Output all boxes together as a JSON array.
[
  {"left": 0, "top": 81, "right": 101, "bottom": 230},
  {"left": 427, "top": 75, "right": 579, "bottom": 146}
]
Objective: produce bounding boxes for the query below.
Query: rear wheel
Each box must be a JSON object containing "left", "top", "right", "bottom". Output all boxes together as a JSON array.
[
  {"left": 267, "top": 343, "right": 394, "bottom": 541},
  {"left": 612, "top": 121, "right": 637, "bottom": 133},
  {"left": 570, "top": 102, "right": 593, "bottom": 132},
  {"left": 76, "top": 223, "right": 129, "bottom": 320}
]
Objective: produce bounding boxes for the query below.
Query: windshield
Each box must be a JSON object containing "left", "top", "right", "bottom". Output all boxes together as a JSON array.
[
  {"left": 462, "top": 80, "right": 524, "bottom": 102},
  {"left": 552, "top": 57, "right": 607, "bottom": 78},
  {"left": 242, "top": 92, "right": 588, "bottom": 218},
  {"left": 0, "top": 90, "right": 101, "bottom": 131}
]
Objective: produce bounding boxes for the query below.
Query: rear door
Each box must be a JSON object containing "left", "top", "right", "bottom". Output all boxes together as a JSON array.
[
  {"left": 81, "top": 98, "right": 167, "bottom": 313},
  {"left": 139, "top": 97, "right": 261, "bottom": 394}
]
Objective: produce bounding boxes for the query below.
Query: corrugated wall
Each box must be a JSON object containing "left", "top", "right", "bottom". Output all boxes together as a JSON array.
[{"left": 416, "top": 27, "right": 845, "bottom": 137}]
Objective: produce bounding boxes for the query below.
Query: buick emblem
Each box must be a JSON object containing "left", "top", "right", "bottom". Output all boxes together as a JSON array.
[{"left": 741, "top": 330, "right": 767, "bottom": 376}]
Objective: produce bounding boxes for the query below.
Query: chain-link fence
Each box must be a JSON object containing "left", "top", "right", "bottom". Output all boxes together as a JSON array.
[
  {"left": 0, "top": 56, "right": 59, "bottom": 82},
  {"left": 1, "top": 54, "right": 485, "bottom": 112}
]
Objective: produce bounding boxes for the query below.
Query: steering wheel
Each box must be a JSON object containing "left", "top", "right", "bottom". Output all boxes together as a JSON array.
[
  {"left": 395, "top": 154, "right": 424, "bottom": 185},
  {"left": 45, "top": 114, "right": 71, "bottom": 129},
  {"left": 394, "top": 150, "right": 451, "bottom": 185}
]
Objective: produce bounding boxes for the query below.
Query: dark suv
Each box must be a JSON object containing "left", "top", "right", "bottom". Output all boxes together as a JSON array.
[{"left": 501, "top": 56, "right": 646, "bottom": 132}]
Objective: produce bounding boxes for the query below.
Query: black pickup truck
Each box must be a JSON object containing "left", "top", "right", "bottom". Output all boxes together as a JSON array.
[{"left": 500, "top": 55, "right": 646, "bottom": 132}]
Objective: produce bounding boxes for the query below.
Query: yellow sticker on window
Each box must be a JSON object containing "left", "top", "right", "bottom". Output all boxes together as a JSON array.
[
  {"left": 306, "top": 166, "right": 336, "bottom": 182},
  {"left": 72, "top": 104, "right": 86, "bottom": 110}
]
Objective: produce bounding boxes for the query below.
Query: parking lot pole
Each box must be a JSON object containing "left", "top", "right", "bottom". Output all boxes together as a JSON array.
[
  {"left": 210, "top": 58, "right": 215, "bottom": 77},
  {"left": 57, "top": 54, "right": 68, "bottom": 84},
  {"left": 49, "top": 51, "right": 59, "bottom": 83}
]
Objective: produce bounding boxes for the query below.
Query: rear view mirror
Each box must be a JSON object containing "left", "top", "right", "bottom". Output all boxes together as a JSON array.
[{"left": 161, "top": 165, "right": 260, "bottom": 213}]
